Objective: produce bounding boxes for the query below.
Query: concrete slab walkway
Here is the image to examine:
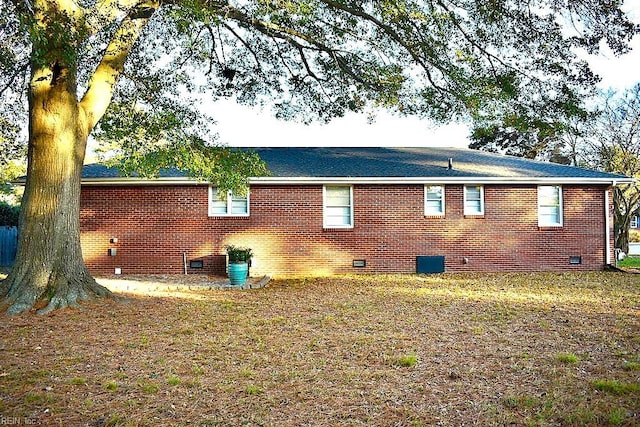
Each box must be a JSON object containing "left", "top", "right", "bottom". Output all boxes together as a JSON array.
[{"left": 97, "top": 274, "right": 271, "bottom": 294}]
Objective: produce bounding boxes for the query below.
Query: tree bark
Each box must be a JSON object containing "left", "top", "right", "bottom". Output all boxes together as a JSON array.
[
  {"left": 614, "top": 187, "right": 632, "bottom": 255},
  {"left": 0, "top": 0, "right": 158, "bottom": 315},
  {"left": 0, "top": 61, "right": 113, "bottom": 315}
]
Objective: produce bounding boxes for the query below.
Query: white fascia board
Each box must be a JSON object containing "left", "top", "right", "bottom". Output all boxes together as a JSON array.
[
  {"left": 80, "top": 176, "right": 634, "bottom": 186},
  {"left": 81, "top": 178, "right": 203, "bottom": 186},
  {"left": 248, "top": 176, "right": 634, "bottom": 186}
]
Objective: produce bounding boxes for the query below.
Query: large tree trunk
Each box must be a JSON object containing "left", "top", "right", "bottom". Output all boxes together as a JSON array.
[
  {"left": 0, "top": 61, "right": 113, "bottom": 315},
  {"left": 0, "top": 0, "right": 157, "bottom": 315}
]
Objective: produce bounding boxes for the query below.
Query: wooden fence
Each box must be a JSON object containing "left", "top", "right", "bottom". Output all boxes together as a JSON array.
[{"left": 0, "top": 226, "right": 17, "bottom": 266}]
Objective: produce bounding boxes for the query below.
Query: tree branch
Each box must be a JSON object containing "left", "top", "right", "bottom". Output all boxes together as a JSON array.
[
  {"left": 0, "top": 62, "right": 29, "bottom": 97},
  {"left": 87, "top": 0, "right": 149, "bottom": 34},
  {"left": 316, "top": 0, "right": 452, "bottom": 95},
  {"left": 203, "top": 24, "right": 221, "bottom": 75},
  {"left": 221, "top": 22, "right": 262, "bottom": 71},
  {"left": 219, "top": 4, "right": 386, "bottom": 90},
  {"left": 80, "top": 0, "right": 159, "bottom": 132}
]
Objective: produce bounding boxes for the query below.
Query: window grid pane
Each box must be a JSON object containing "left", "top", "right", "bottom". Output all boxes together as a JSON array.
[
  {"left": 325, "top": 186, "right": 352, "bottom": 227},
  {"left": 425, "top": 185, "right": 444, "bottom": 215},
  {"left": 231, "top": 195, "right": 248, "bottom": 214},
  {"left": 465, "top": 200, "right": 482, "bottom": 213},
  {"left": 210, "top": 189, "right": 228, "bottom": 215},
  {"left": 210, "top": 203, "right": 228, "bottom": 214},
  {"left": 326, "top": 188, "right": 351, "bottom": 206},
  {"left": 538, "top": 185, "right": 562, "bottom": 226},
  {"left": 464, "top": 185, "right": 483, "bottom": 215},
  {"left": 426, "top": 200, "right": 443, "bottom": 212},
  {"left": 466, "top": 187, "right": 481, "bottom": 199},
  {"left": 209, "top": 188, "right": 249, "bottom": 216}
]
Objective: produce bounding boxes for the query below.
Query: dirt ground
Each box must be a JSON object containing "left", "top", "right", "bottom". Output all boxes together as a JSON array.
[{"left": 0, "top": 271, "right": 639, "bottom": 426}]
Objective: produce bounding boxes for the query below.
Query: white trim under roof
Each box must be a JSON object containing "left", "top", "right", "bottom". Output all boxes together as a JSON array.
[
  {"left": 81, "top": 177, "right": 204, "bottom": 186},
  {"left": 249, "top": 176, "right": 634, "bottom": 185},
  {"left": 79, "top": 176, "right": 634, "bottom": 186}
]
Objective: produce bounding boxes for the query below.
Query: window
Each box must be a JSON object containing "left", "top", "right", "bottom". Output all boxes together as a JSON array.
[
  {"left": 631, "top": 216, "right": 639, "bottom": 229},
  {"left": 464, "top": 185, "right": 484, "bottom": 215},
  {"left": 323, "top": 185, "right": 353, "bottom": 228},
  {"left": 425, "top": 185, "right": 445, "bottom": 215},
  {"left": 209, "top": 187, "right": 249, "bottom": 216},
  {"left": 538, "top": 185, "right": 562, "bottom": 226}
]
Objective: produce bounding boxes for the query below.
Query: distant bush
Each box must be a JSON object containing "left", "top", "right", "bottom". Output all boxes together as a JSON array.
[
  {"left": 0, "top": 202, "right": 20, "bottom": 226},
  {"left": 629, "top": 229, "right": 640, "bottom": 243}
]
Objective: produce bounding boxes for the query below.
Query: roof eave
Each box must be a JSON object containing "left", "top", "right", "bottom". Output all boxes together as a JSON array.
[
  {"left": 79, "top": 176, "right": 634, "bottom": 186},
  {"left": 250, "top": 176, "right": 632, "bottom": 185},
  {"left": 79, "top": 178, "right": 203, "bottom": 186}
]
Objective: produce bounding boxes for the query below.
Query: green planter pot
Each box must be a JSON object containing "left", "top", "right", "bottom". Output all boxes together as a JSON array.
[{"left": 228, "top": 262, "right": 249, "bottom": 286}]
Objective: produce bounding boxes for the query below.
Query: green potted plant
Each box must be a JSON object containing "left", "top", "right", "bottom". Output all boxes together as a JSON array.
[{"left": 225, "top": 245, "right": 253, "bottom": 286}]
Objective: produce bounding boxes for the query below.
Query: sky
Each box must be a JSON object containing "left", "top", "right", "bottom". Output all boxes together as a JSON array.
[{"left": 206, "top": 8, "right": 640, "bottom": 150}]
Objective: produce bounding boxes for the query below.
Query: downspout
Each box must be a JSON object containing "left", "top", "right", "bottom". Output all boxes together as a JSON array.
[
  {"left": 604, "top": 180, "right": 618, "bottom": 267},
  {"left": 183, "top": 252, "right": 188, "bottom": 275},
  {"left": 605, "top": 184, "right": 613, "bottom": 266}
]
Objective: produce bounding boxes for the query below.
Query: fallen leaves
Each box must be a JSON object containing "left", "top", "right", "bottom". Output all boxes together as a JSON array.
[{"left": 0, "top": 272, "right": 638, "bottom": 426}]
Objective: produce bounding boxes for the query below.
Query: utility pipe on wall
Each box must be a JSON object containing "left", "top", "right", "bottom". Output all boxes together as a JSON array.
[
  {"left": 183, "top": 252, "right": 188, "bottom": 275},
  {"left": 605, "top": 187, "right": 611, "bottom": 266}
]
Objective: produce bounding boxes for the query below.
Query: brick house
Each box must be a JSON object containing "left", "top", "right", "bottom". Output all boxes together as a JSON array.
[{"left": 79, "top": 147, "right": 631, "bottom": 277}]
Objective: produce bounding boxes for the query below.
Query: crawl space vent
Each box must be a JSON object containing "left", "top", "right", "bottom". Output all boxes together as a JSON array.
[
  {"left": 416, "top": 256, "right": 445, "bottom": 274},
  {"left": 189, "top": 260, "right": 204, "bottom": 269},
  {"left": 569, "top": 256, "right": 582, "bottom": 265}
]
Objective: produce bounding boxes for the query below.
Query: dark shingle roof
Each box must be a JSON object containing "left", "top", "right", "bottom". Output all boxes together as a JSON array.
[
  {"left": 249, "top": 147, "right": 622, "bottom": 179},
  {"left": 81, "top": 147, "right": 629, "bottom": 182},
  {"left": 81, "top": 163, "right": 185, "bottom": 179}
]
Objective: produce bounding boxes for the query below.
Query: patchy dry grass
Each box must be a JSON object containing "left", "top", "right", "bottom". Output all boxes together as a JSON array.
[
  {"left": 0, "top": 272, "right": 639, "bottom": 426},
  {"left": 618, "top": 256, "right": 640, "bottom": 269}
]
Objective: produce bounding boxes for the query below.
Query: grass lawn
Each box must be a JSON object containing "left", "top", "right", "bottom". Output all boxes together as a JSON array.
[
  {"left": 1, "top": 272, "right": 639, "bottom": 426},
  {"left": 618, "top": 256, "right": 640, "bottom": 269}
]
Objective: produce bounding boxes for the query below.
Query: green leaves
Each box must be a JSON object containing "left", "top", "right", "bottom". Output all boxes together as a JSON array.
[
  {"left": 0, "top": 118, "right": 23, "bottom": 167},
  {"left": 225, "top": 245, "right": 253, "bottom": 263},
  {"left": 95, "top": 100, "right": 268, "bottom": 193},
  {"left": 590, "top": 84, "right": 640, "bottom": 252},
  {"left": 1, "top": 0, "right": 638, "bottom": 191}
]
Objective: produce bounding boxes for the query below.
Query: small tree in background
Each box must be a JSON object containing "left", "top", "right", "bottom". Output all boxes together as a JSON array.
[
  {"left": 0, "top": 203, "right": 20, "bottom": 227},
  {"left": 0, "top": 160, "right": 25, "bottom": 207},
  {"left": 588, "top": 84, "right": 640, "bottom": 254}
]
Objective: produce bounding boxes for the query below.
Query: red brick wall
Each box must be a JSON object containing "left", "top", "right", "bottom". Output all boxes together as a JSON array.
[{"left": 80, "top": 183, "right": 612, "bottom": 276}]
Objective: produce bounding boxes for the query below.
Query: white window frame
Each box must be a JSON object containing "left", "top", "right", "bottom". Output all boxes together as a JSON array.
[
  {"left": 323, "top": 185, "right": 354, "bottom": 229},
  {"left": 424, "top": 185, "right": 445, "bottom": 216},
  {"left": 631, "top": 216, "right": 638, "bottom": 229},
  {"left": 538, "top": 185, "right": 563, "bottom": 227},
  {"left": 464, "top": 185, "right": 484, "bottom": 216},
  {"left": 208, "top": 187, "right": 249, "bottom": 217}
]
